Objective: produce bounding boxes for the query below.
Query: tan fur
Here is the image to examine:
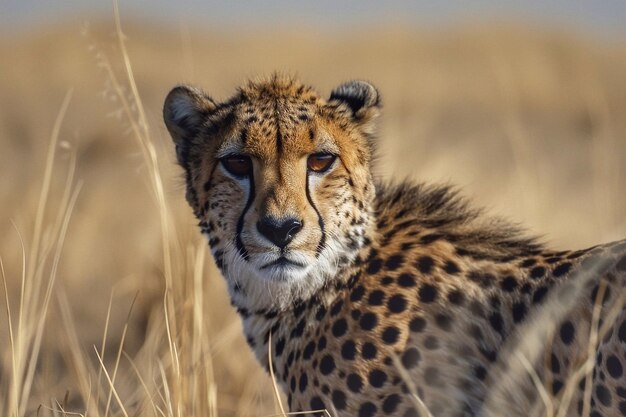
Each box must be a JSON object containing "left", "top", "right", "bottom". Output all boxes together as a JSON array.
[{"left": 164, "top": 75, "right": 626, "bottom": 417}]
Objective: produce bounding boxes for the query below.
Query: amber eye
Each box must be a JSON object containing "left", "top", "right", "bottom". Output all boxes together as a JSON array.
[
  {"left": 220, "top": 154, "right": 253, "bottom": 177},
  {"left": 307, "top": 153, "right": 336, "bottom": 173}
]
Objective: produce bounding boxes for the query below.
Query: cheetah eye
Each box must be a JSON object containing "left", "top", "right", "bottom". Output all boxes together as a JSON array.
[
  {"left": 221, "top": 154, "right": 253, "bottom": 177},
  {"left": 307, "top": 153, "right": 336, "bottom": 173}
]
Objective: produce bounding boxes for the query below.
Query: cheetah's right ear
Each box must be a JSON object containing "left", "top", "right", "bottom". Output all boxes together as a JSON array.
[
  {"left": 163, "top": 85, "right": 217, "bottom": 166},
  {"left": 329, "top": 80, "right": 381, "bottom": 135}
]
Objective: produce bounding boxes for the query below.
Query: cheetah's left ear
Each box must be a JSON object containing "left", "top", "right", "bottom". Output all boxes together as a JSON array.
[
  {"left": 163, "top": 85, "right": 217, "bottom": 167},
  {"left": 329, "top": 80, "right": 380, "bottom": 133}
]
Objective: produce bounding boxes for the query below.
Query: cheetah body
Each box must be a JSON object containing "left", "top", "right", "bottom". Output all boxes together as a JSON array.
[{"left": 163, "top": 76, "right": 626, "bottom": 417}]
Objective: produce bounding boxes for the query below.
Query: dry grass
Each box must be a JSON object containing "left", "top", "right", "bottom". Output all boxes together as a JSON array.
[{"left": 0, "top": 11, "right": 625, "bottom": 417}]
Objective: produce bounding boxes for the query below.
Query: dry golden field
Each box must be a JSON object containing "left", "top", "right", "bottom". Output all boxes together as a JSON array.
[{"left": 0, "top": 16, "right": 625, "bottom": 417}]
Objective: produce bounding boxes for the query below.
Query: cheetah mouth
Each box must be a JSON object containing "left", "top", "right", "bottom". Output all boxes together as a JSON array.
[{"left": 260, "top": 256, "right": 306, "bottom": 270}]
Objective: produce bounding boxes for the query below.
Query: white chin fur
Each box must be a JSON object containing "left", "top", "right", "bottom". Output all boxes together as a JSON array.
[{"left": 216, "top": 238, "right": 349, "bottom": 312}]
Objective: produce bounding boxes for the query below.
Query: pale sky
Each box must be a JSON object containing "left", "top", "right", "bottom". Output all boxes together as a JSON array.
[{"left": 3, "top": 0, "right": 626, "bottom": 37}]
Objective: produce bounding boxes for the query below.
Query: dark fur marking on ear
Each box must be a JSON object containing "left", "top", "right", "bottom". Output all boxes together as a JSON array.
[{"left": 329, "top": 80, "right": 380, "bottom": 116}]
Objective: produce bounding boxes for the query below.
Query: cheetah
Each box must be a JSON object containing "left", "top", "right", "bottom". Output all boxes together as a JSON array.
[{"left": 163, "top": 74, "right": 626, "bottom": 417}]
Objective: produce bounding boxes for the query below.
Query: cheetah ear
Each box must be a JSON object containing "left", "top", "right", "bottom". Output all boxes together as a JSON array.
[
  {"left": 163, "top": 85, "right": 217, "bottom": 166},
  {"left": 329, "top": 80, "right": 380, "bottom": 132}
]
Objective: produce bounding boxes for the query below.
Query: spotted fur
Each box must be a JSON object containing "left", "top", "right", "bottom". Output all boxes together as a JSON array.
[{"left": 164, "top": 75, "right": 626, "bottom": 417}]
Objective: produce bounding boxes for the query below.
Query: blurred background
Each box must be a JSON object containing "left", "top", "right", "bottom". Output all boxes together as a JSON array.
[{"left": 1, "top": 1, "right": 625, "bottom": 416}]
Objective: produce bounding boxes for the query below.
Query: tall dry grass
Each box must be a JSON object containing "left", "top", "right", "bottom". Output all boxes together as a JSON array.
[
  {"left": 0, "top": 9, "right": 625, "bottom": 417},
  {"left": 1, "top": 7, "right": 280, "bottom": 417}
]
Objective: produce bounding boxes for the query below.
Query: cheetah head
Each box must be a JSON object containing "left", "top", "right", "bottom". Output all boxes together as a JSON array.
[{"left": 163, "top": 75, "right": 380, "bottom": 312}]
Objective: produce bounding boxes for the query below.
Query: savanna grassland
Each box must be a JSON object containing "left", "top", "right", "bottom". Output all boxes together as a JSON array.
[{"left": 0, "top": 16, "right": 625, "bottom": 417}]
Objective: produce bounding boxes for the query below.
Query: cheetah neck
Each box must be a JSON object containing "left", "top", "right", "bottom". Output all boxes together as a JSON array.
[{"left": 237, "top": 235, "right": 376, "bottom": 373}]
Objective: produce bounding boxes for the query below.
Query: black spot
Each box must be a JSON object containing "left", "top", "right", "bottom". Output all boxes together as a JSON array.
[
  {"left": 332, "top": 390, "right": 347, "bottom": 410},
  {"left": 560, "top": 321, "right": 576, "bottom": 345},
  {"left": 619, "top": 319, "right": 626, "bottom": 343},
  {"left": 533, "top": 286, "right": 548, "bottom": 304},
  {"left": 362, "top": 342, "right": 377, "bottom": 359},
  {"left": 500, "top": 276, "right": 518, "bottom": 292},
  {"left": 368, "top": 290, "right": 385, "bottom": 306},
  {"left": 419, "top": 284, "right": 438, "bottom": 303},
  {"left": 246, "top": 336, "right": 255, "bottom": 348},
  {"left": 552, "top": 380, "right": 564, "bottom": 394},
  {"left": 303, "top": 341, "right": 315, "bottom": 360},
  {"left": 351, "top": 285, "right": 365, "bottom": 302},
  {"left": 317, "top": 336, "right": 327, "bottom": 351},
  {"left": 521, "top": 258, "right": 537, "bottom": 267},
  {"left": 368, "top": 369, "right": 387, "bottom": 388},
  {"left": 341, "top": 340, "right": 357, "bottom": 360},
  {"left": 382, "top": 394, "right": 402, "bottom": 413},
  {"left": 596, "top": 384, "right": 612, "bottom": 407},
  {"left": 382, "top": 326, "right": 400, "bottom": 344},
  {"left": 377, "top": 276, "right": 392, "bottom": 287},
  {"left": 551, "top": 353, "right": 561, "bottom": 374},
  {"left": 293, "top": 302, "right": 306, "bottom": 318},
  {"left": 545, "top": 256, "right": 561, "bottom": 264},
  {"left": 489, "top": 312, "right": 504, "bottom": 334},
  {"left": 310, "top": 396, "right": 325, "bottom": 410},
  {"left": 417, "top": 256, "right": 435, "bottom": 273},
  {"left": 347, "top": 373, "right": 363, "bottom": 393},
  {"left": 607, "top": 355, "right": 623, "bottom": 379},
  {"left": 367, "top": 258, "right": 383, "bottom": 274},
  {"left": 468, "top": 271, "right": 495, "bottom": 288},
  {"left": 330, "top": 299, "right": 344, "bottom": 316},
  {"left": 480, "top": 347, "right": 498, "bottom": 362},
  {"left": 530, "top": 266, "right": 546, "bottom": 279},
  {"left": 401, "top": 347, "right": 420, "bottom": 369},
  {"left": 401, "top": 242, "right": 416, "bottom": 251},
  {"left": 553, "top": 262, "right": 572, "bottom": 277},
  {"left": 315, "top": 305, "right": 327, "bottom": 321},
  {"left": 275, "top": 338, "right": 285, "bottom": 356},
  {"left": 299, "top": 373, "right": 308, "bottom": 392},
  {"left": 332, "top": 319, "right": 348, "bottom": 337},
  {"left": 447, "top": 289, "right": 465, "bottom": 305},
  {"left": 474, "top": 365, "right": 487, "bottom": 380},
  {"left": 360, "top": 312, "right": 378, "bottom": 330},
  {"left": 420, "top": 233, "right": 442, "bottom": 244},
  {"left": 444, "top": 260, "right": 461, "bottom": 274},
  {"left": 291, "top": 318, "right": 306, "bottom": 338},
  {"left": 512, "top": 302, "right": 527, "bottom": 323},
  {"left": 387, "top": 294, "right": 407, "bottom": 313},
  {"left": 397, "top": 273, "right": 416, "bottom": 287},
  {"left": 410, "top": 317, "right": 427, "bottom": 332},
  {"left": 320, "top": 355, "right": 335, "bottom": 375},
  {"left": 385, "top": 255, "right": 405, "bottom": 270},
  {"left": 359, "top": 402, "right": 377, "bottom": 417},
  {"left": 435, "top": 314, "right": 453, "bottom": 331}
]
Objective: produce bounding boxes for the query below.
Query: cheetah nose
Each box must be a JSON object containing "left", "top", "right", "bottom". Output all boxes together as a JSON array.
[{"left": 256, "top": 217, "right": 303, "bottom": 249}]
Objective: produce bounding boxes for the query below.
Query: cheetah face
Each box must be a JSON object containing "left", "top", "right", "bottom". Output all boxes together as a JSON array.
[{"left": 164, "top": 76, "right": 380, "bottom": 311}]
